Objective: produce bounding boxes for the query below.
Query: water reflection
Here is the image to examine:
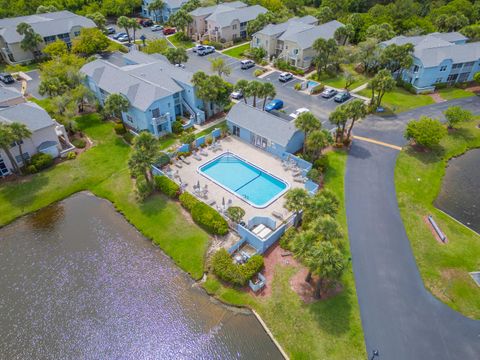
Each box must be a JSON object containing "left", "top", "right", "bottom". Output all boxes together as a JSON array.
[
  {"left": 435, "top": 148, "right": 480, "bottom": 233},
  {"left": 0, "top": 193, "right": 282, "bottom": 359}
]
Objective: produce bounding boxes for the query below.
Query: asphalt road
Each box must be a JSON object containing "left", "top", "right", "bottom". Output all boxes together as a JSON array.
[{"left": 346, "top": 97, "right": 480, "bottom": 359}]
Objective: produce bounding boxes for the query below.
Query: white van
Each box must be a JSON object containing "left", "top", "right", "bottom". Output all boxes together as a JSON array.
[{"left": 240, "top": 59, "right": 255, "bottom": 70}]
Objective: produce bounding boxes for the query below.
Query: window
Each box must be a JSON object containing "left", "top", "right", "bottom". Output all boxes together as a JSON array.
[
  {"left": 232, "top": 125, "right": 240, "bottom": 136},
  {"left": 458, "top": 72, "right": 469, "bottom": 82},
  {"left": 435, "top": 77, "right": 443, "bottom": 83},
  {"left": 0, "top": 155, "right": 9, "bottom": 175},
  {"left": 73, "top": 31, "right": 80, "bottom": 37},
  {"left": 240, "top": 22, "right": 247, "bottom": 27},
  {"left": 126, "top": 114, "right": 133, "bottom": 123},
  {"left": 43, "top": 35, "right": 56, "bottom": 44},
  {"left": 15, "top": 152, "right": 30, "bottom": 165},
  {"left": 152, "top": 108, "right": 160, "bottom": 118},
  {"left": 413, "top": 65, "right": 419, "bottom": 73},
  {"left": 464, "top": 61, "right": 474, "bottom": 68},
  {"left": 439, "top": 65, "right": 447, "bottom": 72},
  {"left": 256, "top": 37, "right": 260, "bottom": 45},
  {"left": 232, "top": 24, "right": 237, "bottom": 30},
  {"left": 447, "top": 74, "right": 458, "bottom": 82},
  {"left": 452, "top": 63, "right": 463, "bottom": 69},
  {"left": 233, "top": 33, "right": 237, "bottom": 40},
  {"left": 293, "top": 49, "right": 299, "bottom": 55}
]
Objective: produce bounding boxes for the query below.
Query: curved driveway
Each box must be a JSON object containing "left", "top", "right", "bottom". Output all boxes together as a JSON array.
[{"left": 346, "top": 97, "right": 480, "bottom": 359}]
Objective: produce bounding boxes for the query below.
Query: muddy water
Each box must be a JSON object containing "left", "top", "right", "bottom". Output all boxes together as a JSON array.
[
  {"left": 435, "top": 148, "right": 480, "bottom": 234},
  {"left": 0, "top": 193, "right": 282, "bottom": 359}
]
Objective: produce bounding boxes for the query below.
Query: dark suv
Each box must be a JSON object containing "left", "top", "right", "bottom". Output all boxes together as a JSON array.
[{"left": 0, "top": 73, "right": 14, "bottom": 84}]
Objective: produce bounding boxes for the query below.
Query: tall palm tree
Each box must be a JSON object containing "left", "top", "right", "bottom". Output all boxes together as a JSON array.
[
  {"left": 306, "top": 129, "right": 329, "bottom": 160},
  {"left": 148, "top": 0, "right": 165, "bottom": 23},
  {"left": 10, "top": 122, "right": 32, "bottom": 170},
  {"left": 117, "top": 16, "right": 132, "bottom": 43},
  {"left": 329, "top": 106, "right": 348, "bottom": 144},
  {"left": 0, "top": 124, "right": 20, "bottom": 174},
  {"left": 210, "top": 57, "right": 231, "bottom": 77},
  {"left": 308, "top": 215, "right": 343, "bottom": 242},
  {"left": 294, "top": 112, "right": 321, "bottom": 154},
  {"left": 128, "top": 132, "right": 159, "bottom": 182},
  {"left": 128, "top": 18, "right": 141, "bottom": 43},
  {"left": 284, "top": 188, "right": 310, "bottom": 227},
  {"left": 169, "top": 9, "right": 193, "bottom": 34},
  {"left": 345, "top": 99, "right": 367, "bottom": 142},
  {"left": 260, "top": 82, "right": 276, "bottom": 110},
  {"left": 234, "top": 79, "right": 249, "bottom": 104},
  {"left": 246, "top": 81, "right": 263, "bottom": 108}
]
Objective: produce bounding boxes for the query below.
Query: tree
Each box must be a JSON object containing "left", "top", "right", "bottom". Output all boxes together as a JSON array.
[
  {"left": 9, "top": 122, "right": 32, "bottom": 171},
  {"left": 344, "top": 99, "right": 367, "bottom": 142},
  {"left": 148, "top": 0, "right": 165, "bottom": 23},
  {"left": 404, "top": 116, "right": 447, "bottom": 149},
  {"left": 334, "top": 24, "right": 354, "bottom": 45},
  {"left": 181, "top": 0, "right": 201, "bottom": 12},
  {"left": 143, "top": 38, "right": 169, "bottom": 54},
  {"left": 379, "top": 43, "right": 414, "bottom": 79},
  {"left": 344, "top": 72, "right": 356, "bottom": 90},
  {"left": 87, "top": 12, "right": 107, "bottom": 33},
  {"left": 303, "top": 189, "right": 340, "bottom": 223},
  {"left": 443, "top": 106, "right": 473, "bottom": 129},
  {"left": 315, "top": 6, "right": 334, "bottom": 24},
  {"left": 128, "top": 132, "right": 159, "bottom": 182},
  {"left": 308, "top": 215, "right": 343, "bottom": 242},
  {"left": 104, "top": 93, "right": 130, "bottom": 131},
  {"left": 474, "top": 72, "right": 480, "bottom": 83},
  {"left": 292, "top": 230, "right": 318, "bottom": 281},
  {"left": 117, "top": 16, "right": 132, "bottom": 43},
  {"left": 210, "top": 57, "right": 231, "bottom": 77},
  {"left": 295, "top": 112, "right": 321, "bottom": 154},
  {"left": 329, "top": 105, "right": 348, "bottom": 143},
  {"left": 365, "top": 23, "right": 395, "bottom": 42},
  {"left": 39, "top": 54, "right": 86, "bottom": 97},
  {"left": 246, "top": 80, "right": 263, "bottom": 107},
  {"left": 16, "top": 22, "right": 43, "bottom": 59},
  {"left": 36, "top": 5, "right": 57, "bottom": 14},
  {"left": 306, "top": 129, "right": 329, "bottom": 160},
  {"left": 247, "top": 12, "right": 276, "bottom": 35},
  {"left": 70, "top": 85, "right": 96, "bottom": 113},
  {"left": 260, "top": 82, "right": 276, "bottom": 110},
  {"left": 192, "top": 71, "right": 232, "bottom": 117},
  {"left": 234, "top": 79, "right": 250, "bottom": 104},
  {"left": 434, "top": 14, "right": 469, "bottom": 32},
  {"left": 0, "top": 124, "right": 20, "bottom": 174},
  {"left": 169, "top": 9, "right": 193, "bottom": 33},
  {"left": 357, "top": 38, "right": 380, "bottom": 74},
  {"left": 128, "top": 18, "right": 141, "bottom": 43},
  {"left": 307, "top": 241, "right": 346, "bottom": 298},
  {"left": 248, "top": 47, "right": 267, "bottom": 63},
  {"left": 313, "top": 38, "right": 338, "bottom": 74},
  {"left": 284, "top": 188, "right": 310, "bottom": 226},
  {"left": 460, "top": 24, "right": 480, "bottom": 41},
  {"left": 368, "top": 69, "right": 396, "bottom": 109},
  {"left": 226, "top": 206, "right": 245, "bottom": 223},
  {"left": 72, "top": 28, "right": 109, "bottom": 56},
  {"left": 164, "top": 47, "right": 188, "bottom": 64},
  {"left": 43, "top": 40, "right": 68, "bottom": 58}
]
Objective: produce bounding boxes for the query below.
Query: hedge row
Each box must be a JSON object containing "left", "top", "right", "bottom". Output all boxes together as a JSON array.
[
  {"left": 26, "top": 153, "right": 54, "bottom": 174},
  {"left": 211, "top": 248, "right": 264, "bottom": 286},
  {"left": 154, "top": 175, "right": 180, "bottom": 198}
]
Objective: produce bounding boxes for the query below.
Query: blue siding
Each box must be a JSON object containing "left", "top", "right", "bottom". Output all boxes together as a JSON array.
[{"left": 142, "top": 0, "right": 186, "bottom": 22}]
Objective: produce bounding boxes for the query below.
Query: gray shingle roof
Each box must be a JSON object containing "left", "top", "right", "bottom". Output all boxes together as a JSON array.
[
  {"left": 278, "top": 20, "right": 343, "bottom": 49},
  {"left": 0, "top": 10, "right": 95, "bottom": 44},
  {"left": 205, "top": 4, "right": 267, "bottom": 28},
  {"left": 189, "top": 1, "right": 247, "bottom": 16},
  {"left": 255, "top": 16, "right": 318, "bottom": 37},
  {"left": 227, "top": 102, "right": 300, "bottom": 147},
  {"left": 81, "top": 54, "right": 194, "bottom": 111},
  {"left": 381, "top": 32, "right": 467, "bottom": 47},
  {"left": 0, "top": 87, "right": 22, "bottom": 104},
  {"left": 163, "top": 0, "right": 189, "bottom": 9},
  {"left": 0, "top": 102, "right": 54, "bottom": 131}
]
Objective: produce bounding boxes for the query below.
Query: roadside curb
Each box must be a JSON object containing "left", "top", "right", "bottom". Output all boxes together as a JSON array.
[{"left": 251, "top": 309, "right": 290, "bottom": 360}]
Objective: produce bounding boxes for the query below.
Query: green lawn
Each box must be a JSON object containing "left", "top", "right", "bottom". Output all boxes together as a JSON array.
[
  {"left": 167, "top": 33, "right": 195, "bottom": 49},
  {"left": 395, "top": 117, "right": 480, "bottom": 319},
  {"left": 358, "top": 86, "right": 435, "bottom": 113},
  {"left": 437, "top": 87, "right": 476, "bottom": 101},
  {"left": 203, "top": 150, "right": 365, "bottom": 359},
  {"left": 311, "top": 64, "right": 368, "bottom": 90},
  {"left": 222, "top": 42, "right": 250, "bottom": 59},
  {"left": 195, "top": 119, "right": 226, "bottom": 138},
  {"left": 0, "top": 113, "right": 209, "bottom": 279}
]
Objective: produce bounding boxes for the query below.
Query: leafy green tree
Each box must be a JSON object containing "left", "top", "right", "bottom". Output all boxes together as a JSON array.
[
  {"left": 164, "top": 47, "right": 188, "bottom": 64},
  {"left": 39, "top": 54, "right": 86, "bottom": 97},
  {"left": 71, "top": 85, "right": 96, "bottom": 112},
  {"left": 248, "top": 47, "right": 267, "bottom": 62},
  {"left": 143, "top": 38, "right": 169, "bottom": 54},
  {"left": 87, "top": 12, "right": 107, "bottom": 33},
  {"left": 234, "top": 79, "right": 250, "bottom": 104},
  {"left": 344, "top": 99, "right": 367, "bottom": 142},
  {"left": 460, "top": 24, "right": 480, "bottom": 41},
  {"left": 357, "top": 38, "right": 379, "bottom": 74},
  {"left": 210, "top": 57, "right": 231, "bottom": 77},
  {"left": 181, "top": 0, "right": 200, "bottom": 12},
  {"left": 128, "top": 132, "right": 159, "bottom": 183},
  {"left": 0, "top": 124, "right": 19, "bottom": 174},
  {"left": 72, "top": 28, "right": 109, "bottom": 56},
  {"left": 284, "top": 188, "right": 310, "bottom": 226},
  {"left": 36, "top": 5, "right": 58, "bottom": 13},
  {"left": 334, "top": 24, "right": 354, "bottom": 45},
  {"left": 443, "top": 106, "right": 473, "bottom": 129},
  {"left": 295, "top": 112, "right": 321, "bottom": 154},
  {"left": 315, "top": 6, "right": 334, "bottom": 24},
  {"left": 306, "top": 129, "right": 329, "bottom": 160},
  {"left": 365, "top": 23, "right": 395, "bottom": 41},
  {"left": 329, "top": 105, "right": 348, "bottom": 144},
  {"left": 43, "top": 40, "right": 68, "bottom": 58},
  {"left": 192, "top": 71, "right": 232, "bottom": 117},
  {"left": 246, "top": 80, "right": 263, "bottom": 107},
  {"left": 344, "top": 72, "right": 356, "bottom": 90},
  {"left": 226, "top": 206, "right": 245, "bottom": 223},
  {"left": 148, "top": 0, "right": 165, "bottom": 23},
  {"left": 260, "top": 82, "right": 276, "bottom": 110},
  {"left": 313, "top": 38, "right": 338, "bottom": 74},
  {"left": 117, "top": 16, "right": 132, "bottom": 42},
  {"left": 434, "top": 13, "right": 469, "bottom": 32},
  {"left": 169, "top": 9, "right": 193, "bottom": 33},
  {"left": 474, "top": 72, "right": 480, "bottom": 83},
  {"left": 10, "top": 122, "right": 32, "bottom": 170},
  {"left": 303, "top": 189, "right": 340, "bottom": 223},
  {"left": 368, "top": 68, "right": 396, "bottom": 109},
  {"left": 291, "top": 230, "right": 318, "bottom": 281},
  {"left": 379, "top": 43, "right": 414, "bottom": 79},
  {"left": 104, "top": 93, "right": 130, "bottom": 131},
  {"left": 16, "top": 22, "right": 43, "bottom": 59},
  {"left": 404, "top": 116, "right": 447, "bottom": 149}
]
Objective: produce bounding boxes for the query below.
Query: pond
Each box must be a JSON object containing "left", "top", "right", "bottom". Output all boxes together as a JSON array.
[
  {"left": 0, "top": 193, "right": 283, "bottom": 359},
  {"left": 435, "top": 148, "right": 480, "bottom": 234}
]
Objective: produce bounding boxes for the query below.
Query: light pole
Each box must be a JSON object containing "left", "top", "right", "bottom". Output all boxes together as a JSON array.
[{"left": 370, "top": 349, "right": 379, "bottom": 360}]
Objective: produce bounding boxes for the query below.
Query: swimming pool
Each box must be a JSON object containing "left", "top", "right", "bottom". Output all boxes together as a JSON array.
[{"left": 198, "top": 152, "right": 289, "bottom": 208}]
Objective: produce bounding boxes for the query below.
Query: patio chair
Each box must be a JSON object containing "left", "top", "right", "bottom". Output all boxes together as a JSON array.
[
  {"left": 174, "top": 161, "right": 183, "bottom": 169},
  {"left": 207, "top": 199, "right": 216, "bottom": 206},
  {"left": 252, "top": 224, "right": 266, "bottom": 235},
  {"left": 180, "top": 156, "right": 191, "bottom": 165},
  {"left": 193, "top": 152, "right": 202, "bottom": 161},
  {"left": 200, "top": 149, "right": 208, "bottom": 157},
  {"left": 272, "top": 210, "right": 284, "bottom": 220}
]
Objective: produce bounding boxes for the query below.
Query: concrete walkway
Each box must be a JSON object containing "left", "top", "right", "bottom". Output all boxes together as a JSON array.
[{"left": 346, "top": 96, "right": 480, "bottom": 359}]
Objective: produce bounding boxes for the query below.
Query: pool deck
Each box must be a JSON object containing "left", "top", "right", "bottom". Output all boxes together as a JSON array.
[{"left": 171, "top": 136, "right": 308, "bottom": 223}]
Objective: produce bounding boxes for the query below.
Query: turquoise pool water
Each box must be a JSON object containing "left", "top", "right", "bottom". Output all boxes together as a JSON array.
[
  {"left": 307, "top": 80, "right": 319, "bottom": 87},
  {"left": 199, "top": 153, "right": 288, "bottom": 208}
]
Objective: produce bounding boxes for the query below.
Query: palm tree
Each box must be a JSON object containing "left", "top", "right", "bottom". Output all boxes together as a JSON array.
[
  {"left": 284, "top": 188, "right": 310, "bottom": 227},
  {"left": 291, "top": 230, "right": 318, "bottom": 282},
  {"left": 117, "top": 16, "right": 132, "bottom": 43},
  {"left": 345, "top": 99, "right": 367, "bottom": 142},
  {"left": 246, "top": 81, "right": 263, "bottom": 107},
  {"left": 329, "top": 105, "right": 348, "bottom": 144},
  {"left": 0, "top": 124, "right": 20, "bottom": 174},
  {"left": 10, "top": 122, "right": 32, "bottom": 170},
  {"left": 148, "top": 0, "right": 165, "bottom": 23},
  {"left": 234, "top": 79, "right": 250, "bottom": 104},
  {"left": 306, "top": 129, "right": 329, "bottom": 160},
  {"left": 260, "top": 82, "right": 276, "bottom": 110},
  {"left": 128, "top": 132, "right": 159, "bottom": 182},
  {"left": 71, "top": 84, "right": 95, "bottom": 112},
  {"left": 169, "top": 9, "right": 193, "bottom": 34},
  {"left": 294, "top": 112, "right": 321, "bottom": 154},
  {"left": 104, "top": 93, "right": 130, "bottom": 131},
  {"left": 128, "top": 18, "right": 141, "bottom": 43},
  {"left": 210, "top": 57, "right": 231, "bottom": 77},
  {"left": 308, "top": 215, "right": 343, "bottom": 242},
  {"left": 16, "top": 22, "right": 43, "bottom": 59}
]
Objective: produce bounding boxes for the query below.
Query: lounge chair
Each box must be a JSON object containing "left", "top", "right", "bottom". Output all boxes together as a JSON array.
[
  {"left": 272, "top": 210, "right": 284, "bottom": 220},
  {"left": 180, "top": 156, "right": 190, "bottom": 165},
  {"left": 252, "top": 224, "right": 266, "bottom": 235},
  {"left": 193, "top": 152, "right": 202, "bottom": 161},
  {"left": 200, "top": 149, "right": 208, "bottom": 156},
  {"left": 174, "top": 162, "right": 183, "bottom": 168},
  {"left": 207, "top": 199, "right": 216, "bottom": 206},
  {"left": 258, "top": 227, "right": 272, "bottom": 239}
]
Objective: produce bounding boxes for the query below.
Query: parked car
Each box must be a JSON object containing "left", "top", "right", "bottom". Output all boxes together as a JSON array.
[
  {"left": 197, "top": 45, "right": 215, "bottom": 56},
  {"left": 278, "top": 72, "right": 293, "bottom": 82},
  {"left": 289, "top": 107, "right": 310, "bottom": 119},
  {"left": 175, "top": 63, "right": 185, "bottom": 68},
  {"left": 192, "top": 45, "right": 204, "bottom": 53},
  {"left": 118, "top": 35, "right": 129, "bottom": 42},
  {"left": 334, "top": 91, "right": 351, "bottom": 103},
  {"left": 0, "top": 73, "right": 14, "bottom": 84},
  {"left": 265, "top": 99, "right": 284, "bottom": 112},
  {"left": 113, "top": 32, "right": 127, "bottom": 39},
  {"left": 151, "top": 25, "right": 163, "bottom": 32},
  {"left": 106, "top": 26, "right": 115, "bottom": 35},
  {"left": 141, "top": 19, "right": 153, "bottom": 27},
  {"left": 231, "top": 90, "right": 243, "bottom": 100},
  {"left": 321, "top": 88, "right": 338, "bottom": 99},
  {"left": 240, "top": 59, "right": 255, "bottom": 70},
  {"left": 163, "top": 27, "right": 176, "bottom": 35}
]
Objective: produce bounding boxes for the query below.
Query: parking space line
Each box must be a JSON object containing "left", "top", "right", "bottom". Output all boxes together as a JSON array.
[{"left": 352, "top": 136, "right": 402, "bottom": 151}]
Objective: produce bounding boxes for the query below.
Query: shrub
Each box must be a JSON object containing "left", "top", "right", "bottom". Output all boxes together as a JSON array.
[
  {"left": 211, "top": 248, "right": 264, "bottom": 286},
  {"left": 254, "top": 69, "right": 264, "bottom": 77},
  {"left": 307, "top": 168, "right": 320, "bottom": 182},
  {"left": 26, "top": 164, "right": 37, "bottom": 174},
  {"left": 29, "top": 153, "right": 53, "bottom": 171},
  {"left": 154, "top": 175, "right": 180, "bottom": 198},
  {"left": 123, "top": 132, "right": 134, "bottom": 144},
  {"left": 72, "top": 138, "right": 86, "bottom": 148},
  {"left": 136, "top": 174, "right": 154, "bottom": 201},
  {"left": 226, "top": 206, "right": 245, "bottom": 223},
  {"left": 179, "top": 192, "right": 200, "bottom": 211},
  {"left": 172, "top": 120, "right": 184, "bottom": 134},
  {"left": 209, "top": 41, "right": 223, "bottom": 50},
  {"left": 313, "top": 155, "right": 330, "bottom": 173},
  {"left": 311, "top": 83, "right": 325, "bottom": 94},
  {"left": 404, "top": 116, "right": 447, "bottom": 149},
  {"left": 191, "top": 202, "right": 229, "bottom": 235},
  {"left": 114, "top": 123, "right": 126, "bottom": 135},
  {"left": 434, "top": 82, "right": 448, "bottom": 89},
  {"left": 454, "top": 81, "right": 468, "bottom": 89},
  {"left": 279, "top": 227, "right": 296, "bottom": 251},
  {"left": 224, "top": 101, "right": 234, "bottom": 112},
  {"left": 66, "top": 151, "right": 76, "bottom": 160},
  {"left": 155, "top": 152, "right": 171, "bottom": 167},
  {"left": 398, "top": 79, "right": 416, "bottom": 94},
  {"left": 175, "top": 31, "right": 190, "bottom": 42},
  {"left": 294, "top": 82, "right": 302, "bottom": 91}
]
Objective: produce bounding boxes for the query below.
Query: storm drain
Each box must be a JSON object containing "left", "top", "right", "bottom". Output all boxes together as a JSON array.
[{"left": 469, "top": 272, "right": 480, "bottom": 287}]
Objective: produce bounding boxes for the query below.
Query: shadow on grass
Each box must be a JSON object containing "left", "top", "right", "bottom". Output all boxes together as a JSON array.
[
  {"left": 0, "top": 172, "right": 50, "bottom": 210},
  {"left": 403, "top": 145, "right": 444, "bottom": 165}
]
